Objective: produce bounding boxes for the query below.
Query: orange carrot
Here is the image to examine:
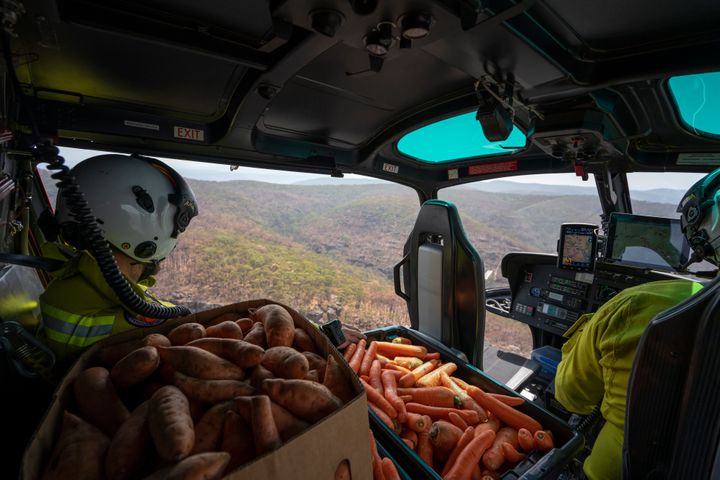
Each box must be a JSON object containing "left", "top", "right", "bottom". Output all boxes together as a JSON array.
[
  {"left": 467, "top": 386, "right": 542, "bottom": 433},
  {"left": 442, "top": 426, "right": 474, "bottom": 476},
  {"left": 428, "top": 420, "right": 463, "bottom": 458},
  {"left": 250, "top": 395, "right": 282, "bottom": 455},
  {"left": 399, "top": 360, "right": 438, "bottom": 388},
  {"left": 416, "top": 362, "right": 457, "bottom": 388},
  {"left": 385, "top": 363, "right": 412, "bottom": 375},
  {"left": 448, "top": 411, "right": 468, "bottom": 430},
  {"left": 444, "top": 430, "right": 496, "bottom": 480},
  {"left": 451, "top": 376, "right": 472, "bottom": 391},
  {"left": 440, "top": 373, "right": 488, "bottom": 422},
  {"left": 405, "top": 403, "right": 480, "bottom": 425},
  {"left": 368, "top": 401, "right": 399, "bottom": 433},
  {"left": 349, "top": 339, "right": 366, "bottom": 373},
  {"left": 374, "top": 342, "right": 427, "bottom": 359},
  {"left": 517, "top": 428, "right": 535, "bottom": 452},
  {"left": 343, "top": 343, "right": 357, "bottom": 362},
  {"left": 369, "top": 360, "right": 384, "bottom": 396},
  {"left": 502, "top": 442, "right": 526, "bottom": 463},
  {"left": 397, "top": 387, "right": 458, "bottom": 408},
  {"left": 402, "top": 439, "right": 414, "bottom": 449},
  {"left": 401, "top": 429, "right": 418, "bottom": 449},
  {"left": 399, "top": 395, "right": 413, "bottom": 402},
  {"left": 391, "top": 336, "right": 412, "bottom": 345},
  {"left": 405, "top": 412, "right": 432, "bottom": 433},
  {"left": 392, "top": 356, "right": 424, "bottom": 370},
  {"left": 360, "top": 375, "right": 370, "bottom": 382},
  {"left": 369, "top": 429, "right": 385, "bottom": 480},
  {"left": 425, "top": 352, "right": 441, "bottom": 360},
  {"left": 534, "top": 430, "right": 554, "bottom": 451},
  {"left": 381, "top": 370, "right": 406, "bottom": 422},
  {"left": 480, "top": 471, "right": 500, "bottom": 480},
  {"left": 489, "top": 393, "right": 525, "bottom": 407},
  {"left": 381, "top": 457, "right": 401, "bottom": 480},
  {"left": 483, "top": 427, "right": 519, "bottom": 471},
  {"left": 360, "top": 341, "right": 378, "bottom": 377},
  {"left": 361, "top": 378, "right": 397, "bottom": 419},
  {"left": 376, "top": 353, "right": 391, "bottom": 365},
  {"left": 382, "top": 368, "right": 404, "bottom": 379},
  {"left": 475, "top": 412, "right": 501, "bottom": 436},
  {"left": 417, "top": 431, "right": 433, "bottom": 469}
]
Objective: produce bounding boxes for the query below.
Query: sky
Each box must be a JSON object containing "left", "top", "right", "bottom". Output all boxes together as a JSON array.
[{"left": 56, "top": 147, "right": 704, "bottom": 191}]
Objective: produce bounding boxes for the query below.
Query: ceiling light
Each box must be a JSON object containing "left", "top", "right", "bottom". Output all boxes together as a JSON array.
[{"left": 400, "top": 13, "right": 433, "bottom": 40}]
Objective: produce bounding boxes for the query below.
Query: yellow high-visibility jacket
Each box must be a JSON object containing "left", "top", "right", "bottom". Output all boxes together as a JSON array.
[
  {"left": 555, "top": 279, "right": 703, "bottom": 480},
  {"left": 39, "top": 243, "right": 173, "bottom": 361}
]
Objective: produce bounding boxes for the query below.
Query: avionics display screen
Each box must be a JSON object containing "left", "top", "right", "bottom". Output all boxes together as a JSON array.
[
  {"left": 606, "top": 213, "right": 690, "bottom": 271},
  {"left": 558, "top": 224, "right": 597, "bottom": 271}
]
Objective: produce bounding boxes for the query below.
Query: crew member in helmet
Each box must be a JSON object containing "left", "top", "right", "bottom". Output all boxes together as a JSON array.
[{"left": 553, "top": 169, "right": 720, "bottom": 480}]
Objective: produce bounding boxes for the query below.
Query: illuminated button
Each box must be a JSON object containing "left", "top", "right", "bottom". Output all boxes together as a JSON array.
[{"left": 530, "top": 287, "right": 542, "bottom": 297}]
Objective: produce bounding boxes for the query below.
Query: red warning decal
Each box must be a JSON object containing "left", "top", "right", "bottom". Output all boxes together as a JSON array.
[
  {"left": 468, "top": 160, "right": 518, "bottom": 176},
  {"left": 173, "top": 126, "right": 205, "bottom": 141}
]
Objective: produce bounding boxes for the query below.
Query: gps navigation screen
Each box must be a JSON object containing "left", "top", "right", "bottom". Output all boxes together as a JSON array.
[
  {"left": 560, "top": 225, "right": 597, "bottom": 271},
  {"left": 606, "top": 213, "right": 690, "bottom": 271}
]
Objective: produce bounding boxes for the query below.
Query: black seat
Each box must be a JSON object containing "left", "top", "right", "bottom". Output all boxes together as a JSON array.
[{"left": 624, "top": 276, "right": 720, "bottom": 478}]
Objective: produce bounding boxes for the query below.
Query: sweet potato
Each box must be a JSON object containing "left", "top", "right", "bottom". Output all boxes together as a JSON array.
[
  {"left": 323, "top": 354, "right": 355, "bottom": 403},
  {"left": 303, "top": 351, "right": 327, "bottom": 379},
  {"left": 262, "top": 346, "right": 309, "bottom": 379},
  {"left": 192, "top": 401, "right": 233, "bottom": 454},
  {"left": 187, "top": 337, "right": 264, "bottom": 369},
  {"left": 243, "top": 322, "right": 267, "bottom": 348},
  {"left": 304, "top": 369, "right": 319, "bottom": 382},
  {"left": 236, "top": 317, "right": 254, "bottom": 333},
  {"left": 143, "top": 452, "right": 230, "bottom": 480},
  {"left": 106, "top": 401, "right": 152, "bottom": 480},
  {"left": 250, "top": 364, "right": 275, "bottom": 390},
  {"left": 157, "top": 346, "right": 244, "bottom": 380},
  {"left": 206, "top": 320, "right": 244, "bottom": 340},
  {"left": 251, "top": 304, "right": 295, "bottom": 348},
  {"left": 173, "top": 371, "right": 254, "bottom": 404},
  {"left": 250, "top": 395, "right": 282, "bottom": 455},
  {"left": 148, "top": 385, "right": 195, "bottom": 461},
  {"left": 262, "top": 378, "right": 343, "bottom": 423},
  {"left": 221, "top": 411, "right": 255, "bottom": 472},
  {"left": 168, "top": 323, "right": 206, "bottom": 346},
  {"left": 293, "top": 327, "right": 317, "bottom": 353},
  {"left": 43, "top": 411, "right": 109, "bottom": 480},
  {"left": 234, "top": 396, "right": 310, "bottom": 442},
  {"left": 110, "top": 346, "right": 160, "bottom": 388},
  {"left": 74, "top": 366, "right": 130, "bottom": 436},
  {"left": 97, "top": 333, "right": 171, "bottom": 367},
  {"left": 335, "top": 459, "right": 352, "bottom": 480},
  {"left": 206, "top": 312, "right": 242, "bottom": 327}
]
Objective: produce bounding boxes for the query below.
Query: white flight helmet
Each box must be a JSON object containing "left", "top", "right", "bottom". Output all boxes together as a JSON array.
[{"left": 55, "top": 154, "right": 198, "bottom": 263}]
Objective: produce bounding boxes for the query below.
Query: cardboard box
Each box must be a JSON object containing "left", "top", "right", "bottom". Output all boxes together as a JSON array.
[{"left": 22, "top": 299, "right": 372, "bottom": 479}]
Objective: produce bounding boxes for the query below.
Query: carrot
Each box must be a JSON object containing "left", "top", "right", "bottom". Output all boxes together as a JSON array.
[
  {"left": 483, "top": 427, "right": 519, "bottom": 471},
  {"left": 451, "top": 376, "right": 472, "bottom": 391},
  {"left": 396, "top": 386, "right": 458, "bottom": 408},
  {"left": 369, "top": 429, "right": 385, "bottom": 480},
  {"left": 475, "top": 412, "right": 501, "bottom": 436},
  {"left": 369, "top": 400, "right": 398, "bottom": 432},
  {"left": 416, "top": 362, "right": 457, "bottom": 388},
  {"left": 360, "top": 377, "right": 398, "bottom": 419},
  {"left": 392, "top": 356, "right": 424, "bottom": 370},
  {"left": 502, "top": 442, "right": 526, "bottom": 463},
  {"left": 517, "top": 428, "right": 535, "bottom": 452},
  {"left": 349, "top": 339, "right": 367, "bottom": 373},
  {"left": 385, "top": 363, "right": 412, "bottom": 375},
  {"left": 251, "top": 395, "right": 282, "bottom": 455},
  {"left": 444, "top": 430, "right": 496, "bottom": 480},
  {"left": 399, "top": 360, "right": 438, "bottom": 388},
  {"left": 392, "top": 336, "right": 412, "bottom": 345},
  {"left": 440, "top": 373, "right": 488, "bottom": 422},
  {"left": 369, "top": 360, "right": 384, "bottom": 396},
  {"left": 489, "top": 393, "right": 525, "bottom": 407},
  {"left": 417, "top": 431, "right": 433, "bottom": 469},
  {"left": 360, "top": 374, "right": 370, "bottom": 382},
  {"left": 425, "top": 352, "right": 441, "bottom": 360},
  {"left": 376, "top": 353, "right": 391, "bottom": 365},
  {"left": 399, "top": 395, "right": 413, "bottom": 402},
  {"left": 381, "top": 457, "right": 401, "bottom": 480},
  {"left": 534, "top": 430, "right": 554, "bottom": 451},
  {"left": 467, "top": 386, "right": 542, "bottom": 433},
  {"left": 401, "top": 429, "right": 418, "bottom": 449},
  {"left": 374, "top": 341, "right": 427, "bottom": 359},
  {"left": 360, "top": 341, "right": 378, "bottom": 377},
  {"left": 405, "top": 412, "right": 432, "bottom": 433},
  {"left": 381, "top": 369, "right": 406, "bottom": 422},
  {"left": 428, "top": 420, "right": 463, "bottom": 458},
  {"left": 480, "top": 470, "right": 500, "bottom": 480},
  {"left": 405, "top": 403, "right": 480, "bottom": 425},
  {"left": 442, "top": 426, "right": 474, "bottom": 476},
  {"left": 448, "top": 411, "right": 468, "bottom": 430},
  {"left": 343, "top": 342, "right": 357, "bottom": 361}
]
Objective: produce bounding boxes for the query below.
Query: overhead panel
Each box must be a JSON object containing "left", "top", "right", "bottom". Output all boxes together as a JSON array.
[{"left": 668, "top": 71, "right": 720, "bottom": 137}]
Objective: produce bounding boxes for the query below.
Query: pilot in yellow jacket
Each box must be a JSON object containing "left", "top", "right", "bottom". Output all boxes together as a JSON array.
[{"left": 555, "top": 279, "right": 702, "bottom": 480}]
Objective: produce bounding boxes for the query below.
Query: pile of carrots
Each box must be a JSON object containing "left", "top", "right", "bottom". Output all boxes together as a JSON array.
[
  {"left": 345, "top": 337, "right": 555, "bottom": 480},
  {"left": 42, "top": 305, "right": 356, "bottom": 480}
]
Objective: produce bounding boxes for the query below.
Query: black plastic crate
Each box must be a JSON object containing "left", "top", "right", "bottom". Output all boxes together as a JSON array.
[
  {"left": 376, "top": 440, "right": 413, "bottom": 480},
  {"left": 366, "top": 326, "right": 584, "bottom": 480}
]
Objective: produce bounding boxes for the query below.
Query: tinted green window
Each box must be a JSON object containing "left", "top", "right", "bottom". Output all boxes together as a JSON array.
[
  {"left": 396, "top": 111, "right": 526, "bottom": 163},
  {"left": 668, "top": 71, "right": 720, "bottom": 137}
]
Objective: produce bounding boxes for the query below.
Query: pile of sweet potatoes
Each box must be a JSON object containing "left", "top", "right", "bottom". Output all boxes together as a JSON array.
[
  {"left": 42, "top": 305, "right": 355, "bottom": 480},
  {"left": 345, "top": 337, "right": 556, "bottom": 480}
]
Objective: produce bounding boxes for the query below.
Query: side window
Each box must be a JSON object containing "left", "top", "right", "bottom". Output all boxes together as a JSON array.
[{"left": 438, "top": 174, "right": 602, "bottom": 356}]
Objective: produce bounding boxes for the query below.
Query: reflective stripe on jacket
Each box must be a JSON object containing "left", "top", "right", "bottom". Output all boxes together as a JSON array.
[
  {"left": 555, "top": 279, "right": 703, "bottom": 480},
  {"left": 39, "top": 242, "right": 173, "bottom": 360}
]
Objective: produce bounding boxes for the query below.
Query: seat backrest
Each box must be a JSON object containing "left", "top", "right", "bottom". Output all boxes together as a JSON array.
[
  {"left": 624, "top": 276, "right": 720, "bottom": 478},
  {"left": 394, "top": 200, "right": 486, "bottom": 368}
]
